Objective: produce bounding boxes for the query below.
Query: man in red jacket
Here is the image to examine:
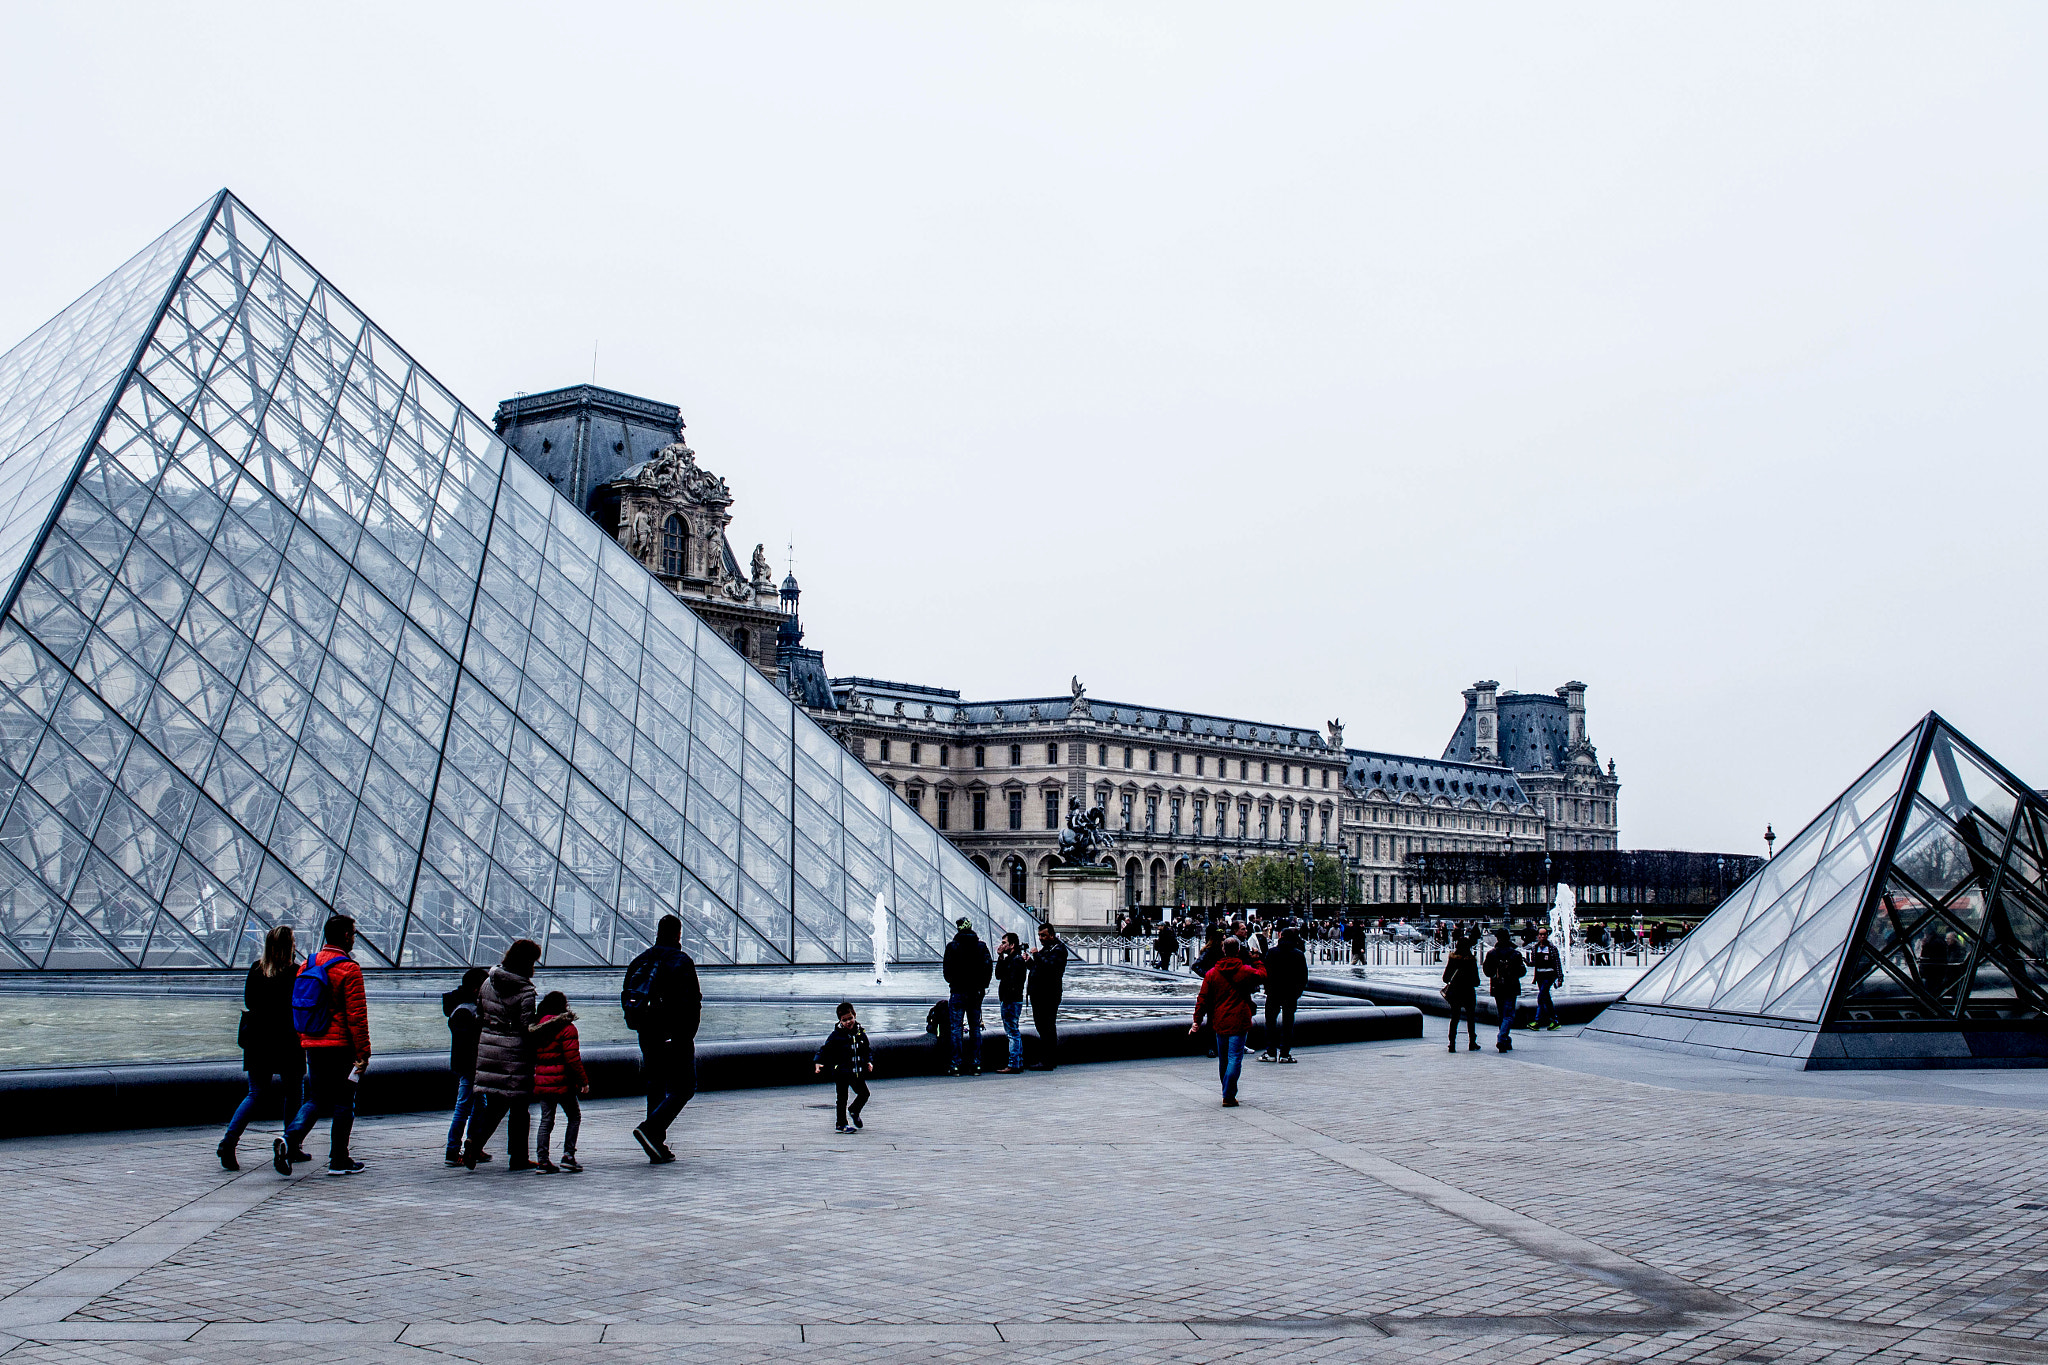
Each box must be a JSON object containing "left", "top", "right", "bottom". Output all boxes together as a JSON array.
[
  {"left": 1190, "top": 937, "right": 1266, "bottom": 1107},
  {"left": 275, "top": 916, "right": 371, "bottom": 1177}
]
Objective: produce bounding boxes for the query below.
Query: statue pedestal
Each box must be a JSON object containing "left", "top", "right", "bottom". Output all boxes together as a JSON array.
[{"left": 1046, "top": 866, "right": 1120, "bottom": 930}]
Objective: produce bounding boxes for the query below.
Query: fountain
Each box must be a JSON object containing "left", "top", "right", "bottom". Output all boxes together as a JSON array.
[
  {"left": 1549, "top": 883, "right": 1580, "bottom": 965},
  {"left": 872, "top": 890, "right": 889, "bottom": 987}
]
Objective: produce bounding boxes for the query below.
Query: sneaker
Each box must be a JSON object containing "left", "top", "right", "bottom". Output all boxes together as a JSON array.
[
  {"left": 473, "top": 1150, "right": 494, "bottom": 1163},
  {"left": 1448, "top": 1043, "right": 1457, "bottom": 1053},
  {"left": 1548, "top": 1021, "right": 1562, "bottom": 1031},
  {"left": 461, "top": 1148, "right": 477, "bottom": 1171},
  {"left": 835, "top": 1125, "right": 851, "bottom": 1134},
  {"left": 536, "top": 1160, "right": 559, "bottom": 1174},
  {"left": 507, "top": 1158, "right": 537, "bottom": 1172},
  {"left": 998, "top": 1066, "right": 1022, "bottom": 1074},
  {"left": 444, "top": 1149, "right": 463, "bottom": 1167},
  {"left": 271, "top": 1137, "right": 292, "bottom": 1177},
  {"left": 326, "top": 1157, "right": 364, "bottom": 1176},
  {"left": 946, "top": 1065, "right": 960, "bottom": 1077},
  {"left": 1498, "top": 1040, "right": 1512, "bottom": 1052},
  {"left": 217, "top": 1142, "right": 239, "bottom": 1172},
  {"left": 654, "top": 1145, "right": 678, "bottom": 1165},
  {"left": 631, "top": 1125, "right": 662, "bottom": 1164},
  {"left": 1279, "top": 1055, "right": 1297, "bottom": 1064},
  {"left": 560, "top": 1156, "right": 582, "bottom": 1173},
  {"left": 851, "top": 1114, "right": 863, "bottom": 1130},
  {"left": 1221, "top": 1097, "right": 1240, "bottom": 1108},
  {"left": 1256, "top": 1053, "right": 1277, "bottom": 1064},
  {"left": 287, "top": 1149, "right": 314, "bottom": 1164}
]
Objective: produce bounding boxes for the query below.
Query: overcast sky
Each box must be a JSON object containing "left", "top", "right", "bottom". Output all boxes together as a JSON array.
[{"left": 3, "top": 4, "right": 2043, "bottom": 854}]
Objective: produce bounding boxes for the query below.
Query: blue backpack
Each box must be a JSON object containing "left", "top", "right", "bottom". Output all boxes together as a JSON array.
[{"left": 291, "top": 952, "right": 338, "bottom": 1035}]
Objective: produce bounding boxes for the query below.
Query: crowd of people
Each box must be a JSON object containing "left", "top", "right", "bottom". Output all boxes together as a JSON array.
[
  {"left": 1124, "top": 910, "right": 1689, "bottom": 969},
  {"left": 216, "top": 912, "right": 707, "bottom": 1177},
  {"left": 218, "top": 910, "right": 1091, "bottom": 1172},
  {"left": 213, "top": 901, "right": 1609, "bottom": 1172}
]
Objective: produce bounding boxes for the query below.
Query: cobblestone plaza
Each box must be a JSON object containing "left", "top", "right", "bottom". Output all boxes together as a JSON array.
[{"left": 4, "top": 1031, "right": 2047, "bottom": 1364}]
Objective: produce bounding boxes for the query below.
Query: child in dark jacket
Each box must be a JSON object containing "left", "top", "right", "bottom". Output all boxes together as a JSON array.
[
  {"left": 442, "top": 967, "right": 488, "bottom": 1166},
  {"left": 532, "top": 991, "right": 588, "bottom": 1173},
  {"left": 812, "top": 1002, "right": 873, "bottom": 1134}
]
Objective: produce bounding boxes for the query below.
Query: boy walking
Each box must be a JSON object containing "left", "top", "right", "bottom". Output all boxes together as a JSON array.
[{"left": 813, "top": 1002, "right": 873, "bottom": 1133}]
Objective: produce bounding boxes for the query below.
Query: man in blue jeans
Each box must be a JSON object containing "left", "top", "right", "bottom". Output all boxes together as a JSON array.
[
  {"left": 1191, "top": 938, "right": 1266, "bottom": 1107},
  {"left": 1482, "top": 929, "right": 1526, "bottom": 1053},
  {"left": 942, "top": 918, "right": 993, "bottom": 1076},
  {"left": 992, "top": 932, "right": 1028, "bottom": 1073}
]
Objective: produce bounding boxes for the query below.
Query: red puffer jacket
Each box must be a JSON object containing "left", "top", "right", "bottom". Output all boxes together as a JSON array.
[
  {"left": 1194, "top": 955, "right": 1267, "bottom": 1036},
  {"left": 532, "top": 1014, "right": 587, "bottom": 1098},
  {"left": 298, "top": 947, "right": 370, "bottom": 1064}
]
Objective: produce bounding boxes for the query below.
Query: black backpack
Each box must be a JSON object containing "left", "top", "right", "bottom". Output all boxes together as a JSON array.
[
  {"left": 621, "top": 953, "right": 664, "bottom": 1031},
  {"left": 925, "top": 1001, "right": 949, "bottom": 1036}
]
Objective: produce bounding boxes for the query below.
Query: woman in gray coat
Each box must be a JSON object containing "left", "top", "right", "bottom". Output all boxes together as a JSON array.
[{"left": 462, "top": 939, "right": 547, "bottom": 1171}]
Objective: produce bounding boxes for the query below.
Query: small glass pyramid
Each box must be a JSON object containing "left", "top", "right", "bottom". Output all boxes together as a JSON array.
[
  {"left": 0, "top": 191, "right": 1023, "bottom": 970},
  {"left": 1617, "top": 713, "right": 2048, "bottom": 1035}
]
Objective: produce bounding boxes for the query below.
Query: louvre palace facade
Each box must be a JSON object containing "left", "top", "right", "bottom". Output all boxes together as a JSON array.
[{"left": 812, "top": 678, "right": 1620, "bottom": 914}]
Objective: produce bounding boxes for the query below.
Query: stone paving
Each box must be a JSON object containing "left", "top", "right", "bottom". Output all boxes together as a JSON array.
[{"left": 3, "top": 1028, "right": 2048, "bottom": 1363}]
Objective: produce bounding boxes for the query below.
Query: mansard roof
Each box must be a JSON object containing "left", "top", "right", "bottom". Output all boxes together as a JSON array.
[
  {"left": 1345, "top": 749, "right": 1531, "bottom": 805},
  {"left": 491, "top": 383, "right": 681, "bottom": 434},
  {"left": 1443, "top": 689, "right": 1576, "bottom": 772},
  {"left": 825, "top": 679, "right": 1338, "bottom": 750}
]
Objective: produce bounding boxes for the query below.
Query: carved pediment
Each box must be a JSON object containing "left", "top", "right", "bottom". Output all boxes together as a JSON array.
[{"left": 616, "top": 441, "right": 732, "bottom": 508}]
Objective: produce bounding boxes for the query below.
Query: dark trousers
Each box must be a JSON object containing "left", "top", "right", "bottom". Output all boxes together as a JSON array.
[
  {"left": 640, "top": 1033, "right": 696, "bottom": 1141},
  {"left": 1029, "top": 993, "right": 1060, "bottom": 1066},
  {"left": 1263, "top": 996, "right": 1299, "bottom": 1056},
  {"left": 283, "top": 1048, "right": 355, "bottom": 1161},
  {"left": 538, "top": 1095, "right": 579, "bottom": 1160},
  {"left": 468, "top": 1093, "right": 530, "bottom": 1162},
  {"left": 834, "top": 1076, "right": 869, "bottom": 1127},
  {"left": 949, "top": 991, "right": 984, "bottom": 1070},
  {"left": 223, "top": 1052, "right": 304, "bottom": 1146},
  {"left": 1446, "top": 991, "right": 1478, "bottom": 1045},
  {"left": 1533, "top": 977, "right": 1558, "bottom": 1028}
]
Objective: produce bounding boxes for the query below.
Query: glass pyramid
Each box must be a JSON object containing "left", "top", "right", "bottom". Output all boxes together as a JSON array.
[
  {"left": 1620, "top": 713, "right": 2048, "bottom": 1028},
  {"left": 0, "top": 190, "right": 1022, "bottom": 970}
]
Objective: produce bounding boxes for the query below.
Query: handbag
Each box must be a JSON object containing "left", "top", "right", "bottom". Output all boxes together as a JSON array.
[{"left": 236, "top": 1010, "right": 254, "bottom": 1049}]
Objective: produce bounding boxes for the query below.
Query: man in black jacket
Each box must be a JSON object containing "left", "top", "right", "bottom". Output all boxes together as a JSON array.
[
  {"left": 626, "top": 914, "right": 703, "bottom": 1163},
  {"left": 1482, "top": 929, "right": 1526, "bottom": 1053},
  {"left": 1527, "top": 926, "right": 1565, "bottom": 1031},
  {"left": 1258, "top": 927, "right": 1309, "bottom": 1063},
  {"left": 942, "top": 918, "right": 993, "bottom": 1076},
  {"left": 1024, "top": 923, "right": 1070, "bottom": 1070}
]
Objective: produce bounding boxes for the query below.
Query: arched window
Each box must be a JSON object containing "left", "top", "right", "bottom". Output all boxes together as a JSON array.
[{"left": 661, "top": 515, "right": 686, "bottom": 576}]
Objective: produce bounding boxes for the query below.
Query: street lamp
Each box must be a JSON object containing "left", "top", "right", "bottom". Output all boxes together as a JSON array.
[
  {"left": 1300, "top": 849, "right": 1314, "bottom": 927},
  {"left": 1199, "top": 858, "right": 1212, "bottom": 925},
  {"left": 1764, "top": 825, "right": 1776, "bottom": 860}
]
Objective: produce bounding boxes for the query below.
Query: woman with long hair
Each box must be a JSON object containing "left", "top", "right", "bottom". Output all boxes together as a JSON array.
[
  {"left": 219, "top": 925, "right": 306, "bottom": 1170},
  {"left": 1441, "top": 933, "right": 1481, "bottom": 1054}
]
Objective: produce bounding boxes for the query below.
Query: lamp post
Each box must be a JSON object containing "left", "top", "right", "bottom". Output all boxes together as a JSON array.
[
  {"left": 1764, "top": 825, "right": 1776, "bottom": 860},
  {"left": 1300, "top": 849, "right": 1314, "bottom": 928},
  {"left": 1219, "top": 853, "right": 1233, "bottom": 927},
  {"left": 1199, "top": 858, "right": 1213, "bottom": 927}
]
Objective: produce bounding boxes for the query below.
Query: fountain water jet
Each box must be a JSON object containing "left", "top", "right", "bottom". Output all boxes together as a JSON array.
[
  {"left": 873, "top": 890, "right": 889, "bottom": 986},
  {"left": 1549, "top": 884, "right": 1580, "bottom": 965}
]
